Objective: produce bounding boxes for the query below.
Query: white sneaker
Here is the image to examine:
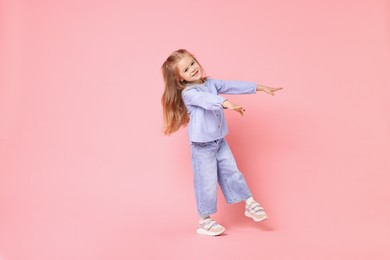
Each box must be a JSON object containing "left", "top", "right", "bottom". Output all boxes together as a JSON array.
[
  {"left": 245, "top": 201, "right": 268, "bottom": 222},
  {"left": 196, "top": 217, "right": 225, "bottom": 236}
]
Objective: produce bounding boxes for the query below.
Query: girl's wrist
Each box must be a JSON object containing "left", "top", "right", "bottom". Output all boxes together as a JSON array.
[
  {"left": 222, "top": 99, "right": 229, "bottom": 109},
  {"left": 256, "top": 84, "right": 265, "bottom": 92}
]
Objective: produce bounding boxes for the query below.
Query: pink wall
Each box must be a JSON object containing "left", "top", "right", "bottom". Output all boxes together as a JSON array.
[{"left": 1, "top": 0, "right": 390, "bottom": 259}]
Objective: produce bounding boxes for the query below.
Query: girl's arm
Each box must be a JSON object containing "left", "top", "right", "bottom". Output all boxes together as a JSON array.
[
  {"left": 182, "top": 88, "right": 227, "bottom": 110},
  {"left": 214, "top": 79, "right": 257, "bottom": 94},
  {"left": 213, "top": 78, "right": 283, "bottom": 96},
  {"left": 222, "top": 85, "right": 283, "bottom": 115}
]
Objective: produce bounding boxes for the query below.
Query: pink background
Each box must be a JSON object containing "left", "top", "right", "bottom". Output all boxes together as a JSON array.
[{"left": 1, "top": 0, "right": 390, "bottom": 259}]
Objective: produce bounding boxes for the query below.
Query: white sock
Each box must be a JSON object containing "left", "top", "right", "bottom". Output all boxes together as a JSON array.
[
  {"left": 199, "top": 215, "right": 209, "bottom": 221},
  {"left": 246, "top": 197, "right": 254, "bottom": 205}
]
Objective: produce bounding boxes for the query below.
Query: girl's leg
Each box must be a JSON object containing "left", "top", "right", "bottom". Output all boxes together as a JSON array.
[
  {"left": 190, "top": 141, "right": 219, "bottom": 216},
  {"left": 216, "top": 138, "right": 252, "bottom": 204},
  {"left": 216, "top": 139, "right": 268, "bottom": 221}
]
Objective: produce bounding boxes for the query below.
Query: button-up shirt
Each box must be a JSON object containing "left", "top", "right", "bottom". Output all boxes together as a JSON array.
[{"left": 182, "top": 77, "right": 257, "bottom": 142}]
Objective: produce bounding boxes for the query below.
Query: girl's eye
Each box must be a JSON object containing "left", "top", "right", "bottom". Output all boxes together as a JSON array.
[
  {"left": 184, "top": 68, "right": 188, "bottom": 72},
  {"left": 191, "top": 61, "right": 195, "bottom": 66}
]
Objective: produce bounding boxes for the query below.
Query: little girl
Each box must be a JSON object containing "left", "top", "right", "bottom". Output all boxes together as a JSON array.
[{"left": 161, "top": 49, "right": 282, "bottom": 236}]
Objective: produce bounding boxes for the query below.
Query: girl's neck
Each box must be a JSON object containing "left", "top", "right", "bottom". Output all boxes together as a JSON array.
[{"left": 185, "top": 78, "right": 205, "bottom": 86}]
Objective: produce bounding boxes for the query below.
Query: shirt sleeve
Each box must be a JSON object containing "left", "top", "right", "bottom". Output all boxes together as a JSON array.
[
  {"left": 182, "top": 88, "right": 226, "bottom": 110},
  {"left": 212, "top": 78, "right": 257, "bottom": 95}
]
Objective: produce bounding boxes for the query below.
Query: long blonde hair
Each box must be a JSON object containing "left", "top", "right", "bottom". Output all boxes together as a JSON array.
[{"left": 161, "top": 49, "right": 205, "bottom": 135}]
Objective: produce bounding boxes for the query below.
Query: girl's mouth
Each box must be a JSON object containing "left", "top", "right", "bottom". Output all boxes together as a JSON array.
[{"left": 192, "top": 70, "right": 199, "bottom": 77}]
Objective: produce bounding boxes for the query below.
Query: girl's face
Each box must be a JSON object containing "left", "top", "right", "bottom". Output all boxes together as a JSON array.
[{"left": 177, "top": 55, "right": 203, "bottom": 84}]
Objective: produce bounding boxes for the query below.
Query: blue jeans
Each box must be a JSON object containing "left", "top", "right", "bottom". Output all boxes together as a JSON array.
[{"left": 190, "top": 138, "right": 252, "bottom": 217}]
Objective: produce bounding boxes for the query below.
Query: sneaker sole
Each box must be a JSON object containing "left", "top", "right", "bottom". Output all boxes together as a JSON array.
[
  {"left": 196, "top": 227, "right": 225, "bottom": 236},
  {"left": 245, "top": 211, "right": 268, "bottom": 222}
]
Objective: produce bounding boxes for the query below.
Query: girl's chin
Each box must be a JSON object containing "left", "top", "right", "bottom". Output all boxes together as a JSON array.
[{"left": 192, "top": 75, "right": 202, "bottom": 81}]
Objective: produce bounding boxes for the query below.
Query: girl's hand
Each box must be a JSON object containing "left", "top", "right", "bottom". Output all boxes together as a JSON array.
[
  {"left": 257, "top": 85, "right": 283, "bottom": 96},
  {"left": 222, "top": 100, "right": 245, "bottom": 115}
]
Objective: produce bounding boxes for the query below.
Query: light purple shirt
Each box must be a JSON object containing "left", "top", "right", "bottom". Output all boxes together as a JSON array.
[{"left": 182, "top": 77, "right": 257, "bottom": 142}]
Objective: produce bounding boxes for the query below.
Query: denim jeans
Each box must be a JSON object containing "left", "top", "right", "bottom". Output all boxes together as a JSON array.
[{"left": 190, "top": 138, "right": 252, "bottom": 217}]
